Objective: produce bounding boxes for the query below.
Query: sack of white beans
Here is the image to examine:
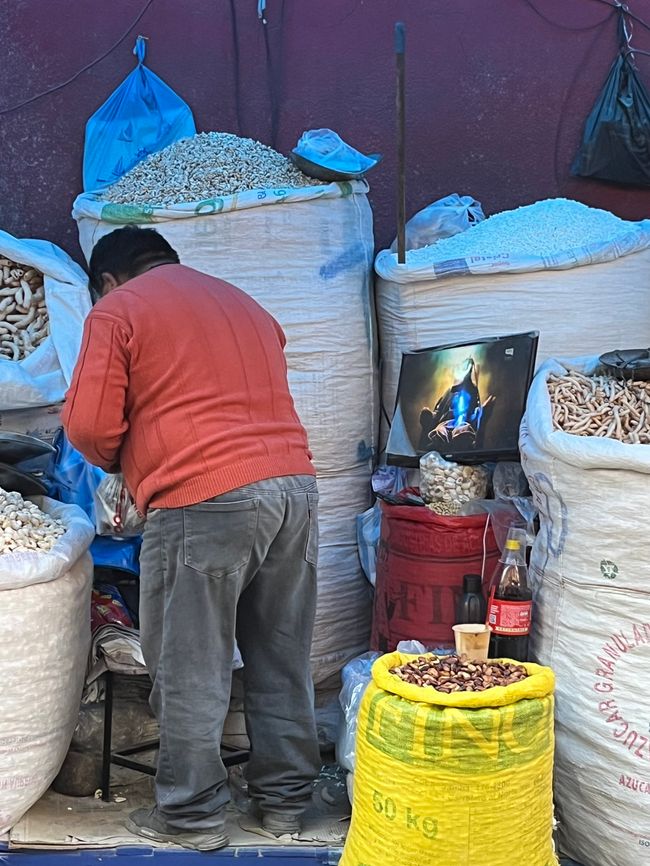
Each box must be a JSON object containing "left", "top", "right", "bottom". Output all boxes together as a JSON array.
[
  {"left": 520, "top": 356, "right": 650, "bottom": 866},
  {"left": 0, "top": 497, "right": 94, "bottom": 833},
  {"left": 375, "top": 198, "right": 650, "bottom": 450},
  {"left": 72, "top": 134, "right": 376, "bottom": 684},
  {"left": 0, "top": 230, "right": 91, "bottom": 410}
]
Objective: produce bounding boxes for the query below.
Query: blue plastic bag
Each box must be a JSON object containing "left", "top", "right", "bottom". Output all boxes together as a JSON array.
[
  {"left": 46, "top": 429, "right": 105, "bottom": 525},
  {"left": 83, "top": 36, "right": 196, "bottom": 192}
]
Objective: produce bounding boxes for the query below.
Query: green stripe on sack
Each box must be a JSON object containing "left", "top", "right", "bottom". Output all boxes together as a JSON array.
[
  {"left": 364, "top": 691, "right": 552, "bottom": 773},
  {"left": 100, "top": 203, "right": 156, "bottom": 224}
]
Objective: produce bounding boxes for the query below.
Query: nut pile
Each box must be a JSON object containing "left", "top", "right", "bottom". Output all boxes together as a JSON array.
[
  {"left": 420, "top": 451, "right": 488, "bottom": 515},
  {"left": 389, "top": 655, "right": 528, "bottom": 693},
  {"left": 0, "top": 258, "right": 49, "bottom": 361},
  {"left": 0, "top": 489, "right": 65, "bottom": 554},
  {"left": 549, "top": 372, "right": 650, "bottom": 444},
  {"left": 105, "top": 132, "right": 324, "bottom": 206}
]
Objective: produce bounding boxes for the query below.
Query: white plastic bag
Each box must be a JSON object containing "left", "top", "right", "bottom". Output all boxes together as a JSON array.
[
  {"left": 95, "top": 473, "right": 145, "bottom": 537},
  {"left": 389, "top": 193, "right": 484, "bottom": 252},
  {"left": 0, "top": 498, "right": 94, "bottom": 833},
  {"left": 520, "top": 356, "right": 650, "bottom": 866},
  {"left": 0, "top": 230, "right": 91, "bottom": 410}
]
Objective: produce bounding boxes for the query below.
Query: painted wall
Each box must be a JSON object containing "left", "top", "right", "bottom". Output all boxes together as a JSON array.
[{"left": 1, "top": 0, "right": 649, "bottom": 263}]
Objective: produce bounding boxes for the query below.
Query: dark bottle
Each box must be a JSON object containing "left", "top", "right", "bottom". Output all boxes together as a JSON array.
[
  {"left": 456, "top": 574, "right": 486, "bottom": 625},
  {"left": 487, "top": 535, "right": 532, "bottom": 662}
]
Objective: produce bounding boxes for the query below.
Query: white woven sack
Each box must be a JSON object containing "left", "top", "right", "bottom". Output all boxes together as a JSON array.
[
  {"left": 0, "top": 230, "right": 91, "bottom": 410},
  {"left": 521, "top": 357, "right": 650, "bottom": 866},
  {"left": 73, "top": 184, "right": 376, "bottom": 683},
  {"left": 375, "top": 239, "right": 650, "bottom": 451},
  {"left": 0, "top": 499, "right": 94, "bottom": 833}
]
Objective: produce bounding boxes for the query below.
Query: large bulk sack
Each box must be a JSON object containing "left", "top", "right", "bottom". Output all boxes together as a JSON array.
[
  {"left": 0, "top": 499, "right": 94, "bottom": 833},
  {"left": 372, "top": 502, "right": 499, "bottom": 652},
  {"left": 73, "top": 182, "right": 376, "bottom": 683},
  {"left": 521, "top": 357, "right": 650, "bottom": 866},
  {"left": 340, "top": 652, "right": 557, "bottom": 866},
  {"left": 0, "top": 231, "right": 91, "bottom": 410},
  {"left": 375, "top": 202, "right": 650, "bottom": 448}
]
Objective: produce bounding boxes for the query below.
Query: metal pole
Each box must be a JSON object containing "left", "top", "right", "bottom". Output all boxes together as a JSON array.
[
  {"left": 395, "top": 22, "right": 406, "bottom": 264},
  {"left": 101, "top": 671, "right": 113, "bottom": 802}
]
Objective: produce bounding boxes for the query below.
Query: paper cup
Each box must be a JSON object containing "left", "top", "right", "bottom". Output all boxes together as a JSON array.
[{"left": 452, "top": 624, "right": 491, "bottom": 661}]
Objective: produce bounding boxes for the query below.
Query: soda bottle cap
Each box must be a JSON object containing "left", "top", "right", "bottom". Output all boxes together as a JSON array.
[
  {"left": 463, "top": 574, "right": 482, "bottom": 593},
  {"left": 505, "top": 539, "right": 520, "bottom": 550}
]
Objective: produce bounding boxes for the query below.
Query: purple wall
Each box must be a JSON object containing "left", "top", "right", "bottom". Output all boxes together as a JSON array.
[{"left": 1, "top": 0, "right": 649, "bottom": 262}]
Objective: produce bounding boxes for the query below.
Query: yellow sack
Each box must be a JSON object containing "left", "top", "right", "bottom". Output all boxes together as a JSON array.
[{"left": 340, "top": 652, "right": 558, "bottom": 866}]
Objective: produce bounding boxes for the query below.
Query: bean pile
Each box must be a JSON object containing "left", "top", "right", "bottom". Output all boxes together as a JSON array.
[
  {"left": 105, "top": 132, "right": 323, "bottom": 206},
  {"left": 0, "top": 257, "right": 48, "bottom": 361},
  {"left": 420, "top": 451, "right": 488, "bottom": 515},
  {"left": 0, "top": 489, "right": 65, "bottom": 554},
  {"left": 389, "top": 655, "right": 528, "bottom": 693},
  {"left": 549, "top": 372, "right": 650, "bottom": 444}
]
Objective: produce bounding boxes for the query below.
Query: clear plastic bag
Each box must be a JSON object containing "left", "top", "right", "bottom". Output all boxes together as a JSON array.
[
  {"left": 419, "top": 451, "right": 489, "bottom": 514},
  {"left": 357, "top": 503, "right": 380, "bottom": 587},
  {"left": 336, "top": 652, "right": 380, "bottom": 773},
  {"left": 390, "top": 193, "right": 485, "bottom": 252},
  {"left": 95, "top": 473, "right": 145, "bottom": 537},
  {"left": 83, "top": 36, "right": 196, "bottom": 192},
  {"left": 295, "top": 129, "right": 376, "bottom": 174}
]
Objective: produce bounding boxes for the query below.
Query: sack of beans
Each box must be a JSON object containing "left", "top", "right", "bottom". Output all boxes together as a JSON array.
[
  {"left": 521, "top": 356, "right": 650, "bottom": 866},
  {"left": 375, "top": 198, "right": 650, "bottom": 449},
  {"left": 73, "top": 132, "right": 376, "bottom": 685},
  {"left": 0, "top": 496, "right": 94, "bottom": 832},
  {"left": 339, "top": 652, "right": 557, "bottom": 866},
  {"left": 0, "top": 230, "right": 91, "bottom": 410}
]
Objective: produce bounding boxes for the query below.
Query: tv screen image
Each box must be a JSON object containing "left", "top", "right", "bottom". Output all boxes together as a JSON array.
[{"left": 386, "top": 332, "right": 538, "bottom": 466}]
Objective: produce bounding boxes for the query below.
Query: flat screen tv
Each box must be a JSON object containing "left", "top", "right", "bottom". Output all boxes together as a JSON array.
[{"left": 386, "top": 331, "right": 539, "bottom": 467}]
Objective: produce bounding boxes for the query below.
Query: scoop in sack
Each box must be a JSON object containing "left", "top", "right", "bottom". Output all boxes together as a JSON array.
[{"left": 292, "top": 129, "right": 382, "bottom": 180}]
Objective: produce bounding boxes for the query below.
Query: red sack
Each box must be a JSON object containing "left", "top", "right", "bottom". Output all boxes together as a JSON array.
[{"left": 371, "top": 499, "right": 499, "bottom": 652}]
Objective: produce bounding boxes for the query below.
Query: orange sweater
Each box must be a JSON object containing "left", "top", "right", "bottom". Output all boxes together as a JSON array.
[{"left": 62, "top": 264, "right": 314, "bottom": 513}]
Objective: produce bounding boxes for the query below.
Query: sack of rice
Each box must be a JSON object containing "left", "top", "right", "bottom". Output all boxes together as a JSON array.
[{"left": 375, "top": 198, "right": 650, "bottom": 449}]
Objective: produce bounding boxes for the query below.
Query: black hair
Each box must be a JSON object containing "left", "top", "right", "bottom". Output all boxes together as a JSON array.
[{"left": 88, "top": 226, "right": 180, "bottom": 294}]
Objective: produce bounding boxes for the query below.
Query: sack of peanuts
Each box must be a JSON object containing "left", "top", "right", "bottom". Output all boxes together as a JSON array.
[
  {"left": 0, "top": 230, "right": 91, "bottom": 410},
  {"left": 340, "top": 652, "right": 557, "bottom": 866},
  {"left": 73, "top": 133, "right": 376, "bottom": 685},
  {"left": 0, "top": 495, "right": 94, "bottom": 832},
  {"left": 520, "top": 356, "right": 650, "bottom": 866}
]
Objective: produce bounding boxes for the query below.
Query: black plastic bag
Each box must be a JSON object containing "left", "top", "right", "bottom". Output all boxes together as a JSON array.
[{"left": 572, "top": 52, "right": 650, "bottom": 186}]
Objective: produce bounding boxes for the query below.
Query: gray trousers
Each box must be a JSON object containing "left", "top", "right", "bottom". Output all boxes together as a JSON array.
[{"left": 139, "top": 475, "right": 321, "bottom": 831}]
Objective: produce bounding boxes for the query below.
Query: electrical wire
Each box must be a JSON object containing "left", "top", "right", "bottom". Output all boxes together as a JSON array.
[
  {"left": 0, "top": 0, "right": 156, "bottom": 116},
  {"left": 588, "top": 0, "right": 650, "bottom": 33},
  {"left": 522, "top": 0, "right": 614, "bottom": 32}
]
